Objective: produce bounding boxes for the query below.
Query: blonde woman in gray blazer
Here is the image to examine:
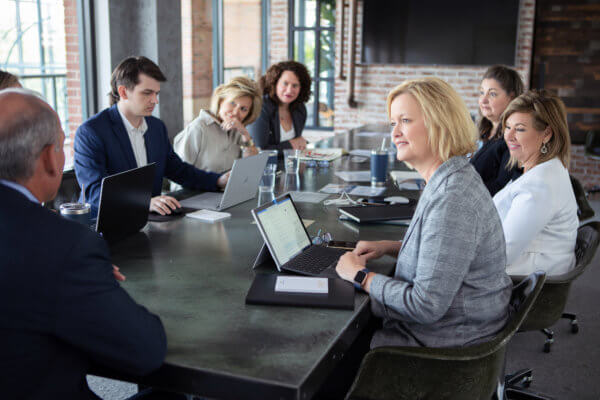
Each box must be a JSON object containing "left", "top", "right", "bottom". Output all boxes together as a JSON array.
[
  {"left": 173, "top": 76, "right": 262, "bottom": 181},
  {"left": 336, "top": 78, "right": 512, "bottom": 348},
  {"left": 493, "top": 90, "right": 578, "bottom": 276}
]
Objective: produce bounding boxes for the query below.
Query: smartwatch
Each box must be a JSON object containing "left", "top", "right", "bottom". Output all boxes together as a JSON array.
[{"left": 353, "top": 268, "right": 370, "bottom": 290}]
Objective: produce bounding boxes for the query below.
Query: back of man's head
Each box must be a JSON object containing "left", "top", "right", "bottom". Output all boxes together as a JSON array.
[
  {"left": 0, "top": 89, "right": 61, "bottom": 183},
  {"left": 109, "top": 56, "right": 166, "bottom": 106}
]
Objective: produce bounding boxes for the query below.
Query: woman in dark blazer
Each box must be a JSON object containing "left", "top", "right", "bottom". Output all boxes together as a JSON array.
[
  {"left": 247, "top": 61, "right": 312, "bottom": 152},
  {"left": 470, "top": 65, "right": 524, "bottom": 195}
]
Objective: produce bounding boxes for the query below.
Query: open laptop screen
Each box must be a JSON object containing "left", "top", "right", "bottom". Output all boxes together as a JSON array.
[{"left": 254, "top": 195, "right": 311, "bottom": 266}]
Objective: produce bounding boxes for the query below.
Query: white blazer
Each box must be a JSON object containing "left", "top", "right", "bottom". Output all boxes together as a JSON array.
[{"left": 493, "top": 158, "right": 578, "bottom": 276}]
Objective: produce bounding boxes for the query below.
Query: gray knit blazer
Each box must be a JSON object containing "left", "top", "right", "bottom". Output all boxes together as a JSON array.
[{"left": 369, "top": 156, "right": 512, "bottom": 348}]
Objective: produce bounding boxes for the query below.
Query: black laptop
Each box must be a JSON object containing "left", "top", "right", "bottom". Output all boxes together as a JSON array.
[
  {"left": 251, "top": 193, "right": 347, "bottom": 278},
  {"left": 96, "top": 163, "right": 155, "bottom": 243}
]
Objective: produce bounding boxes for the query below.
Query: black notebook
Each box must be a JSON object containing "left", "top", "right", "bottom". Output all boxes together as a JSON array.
[
  {"left": 338, "top": 203, "right": 416, "bottom": 223},
  {"left": 245, "top": 273, "right": 355, "bottom": 310}
]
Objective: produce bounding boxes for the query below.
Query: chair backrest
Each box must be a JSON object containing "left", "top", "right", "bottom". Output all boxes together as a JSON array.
[
  {"left": 570, "top": 175, "right": 595, "bottom": 221},
  {"left": 344, "top": 272, "right": 546, "bottom": 400}
]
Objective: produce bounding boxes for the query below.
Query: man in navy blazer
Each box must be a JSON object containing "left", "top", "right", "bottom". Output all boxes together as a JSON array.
[
  {"left": 0, "top": 89, "right": 167, "bottom": 398},
  {"left": 74, "top": 56, "right": 229, "bottom": 217}
]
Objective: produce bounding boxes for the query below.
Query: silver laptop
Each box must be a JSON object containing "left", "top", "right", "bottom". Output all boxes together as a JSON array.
[
  {"left": 179, "top": 153, "right": 269, "bottom": 211},
  {"left": 251, "top": 193, "right": 345, "bottom": 278}
]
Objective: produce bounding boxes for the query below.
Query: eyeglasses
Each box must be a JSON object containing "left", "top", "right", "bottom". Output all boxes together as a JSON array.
[{"left": 312, "top": 229, "right": 333, "bottom": 245}]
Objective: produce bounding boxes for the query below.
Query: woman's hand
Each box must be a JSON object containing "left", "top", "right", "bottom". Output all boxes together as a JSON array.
[
  {"left": 353, "top": 240, "right": 401, "bottom": 261},
  {"left": 335, "top": 251, "right": 366, "bottom": 282},
  {"left": 242, "top": 146, "right": 259, "bottom": 157},
  {"left": 289, "top": 136, "right": 307, "bottom": 150},
  {"left": 221, "top": 116, "right": 250, "bottom": 140}
]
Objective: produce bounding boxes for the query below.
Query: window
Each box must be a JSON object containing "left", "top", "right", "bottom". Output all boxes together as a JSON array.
[
  {"left": 213, "top": 0, "right": 267, "bottom": 86},
  {"left": 0, "top": 0, "right": 85, "bottom": 169},
  {"left": 289, "top": 0, "right": 335, "bottom": 129}
]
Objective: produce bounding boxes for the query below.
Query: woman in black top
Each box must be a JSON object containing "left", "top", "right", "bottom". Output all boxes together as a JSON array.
[
  {"left": 470, "top": 65, "right": 524, "bottom": 195},
  {"left": 247, "top": 61, "right": 312, "bottom": 152}
]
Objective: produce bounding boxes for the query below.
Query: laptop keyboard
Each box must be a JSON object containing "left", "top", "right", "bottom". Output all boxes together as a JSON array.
[{"left": 283, "top": 245, "right": 347, "bottom": 276}]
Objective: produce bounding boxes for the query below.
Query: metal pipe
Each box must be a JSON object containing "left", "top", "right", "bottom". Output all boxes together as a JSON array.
[
  {"left": 338, "top": 0, "right": 346, "bottom": 80},
  {"left": 346, "top": 0, "right": 357, "bottom": 108}
]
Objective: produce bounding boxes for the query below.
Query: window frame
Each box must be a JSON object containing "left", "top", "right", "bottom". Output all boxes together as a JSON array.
[{"left": 288, "top": 0, "right": 335, "bottom": 130}]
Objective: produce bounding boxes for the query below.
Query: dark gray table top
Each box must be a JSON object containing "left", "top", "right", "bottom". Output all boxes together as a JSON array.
[{"left": 103, "top": 130, "right": 417, "bottom": 399}]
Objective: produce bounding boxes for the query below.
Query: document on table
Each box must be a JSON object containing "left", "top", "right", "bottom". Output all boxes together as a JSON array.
[
  {"left": 186, "top": 209, "right": 231, "bottom": 223},
  {"left": 288, "top": 191, "right": 330, "bottom": 203},
  {"left": 390, "top": 170, "right": 421, "bottom": 181},
  {"left": 319, "top": 183, "right": 356, "bottom": 194},
  {"left": 355, "top": 131, "right": 388, "bottom": 137},
  {"left": 347, "top": 186, "right": 386, "bottom": 197},
  {"left": 335, "top": 170, "right": 371, "bottom": 182},
  {"left": 349, "top": 149, "right": 372, "bottom": 157},
  {"left": 275, "top": 276, "right": 328, "bottom": 294}
]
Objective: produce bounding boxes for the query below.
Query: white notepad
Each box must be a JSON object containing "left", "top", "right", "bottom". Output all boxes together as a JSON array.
[
  {"left": 186, "top": 209, "right": 231, "bottom": 223},
  {"left": 274, "top": 276, "right": 329, "bottom": 294}
]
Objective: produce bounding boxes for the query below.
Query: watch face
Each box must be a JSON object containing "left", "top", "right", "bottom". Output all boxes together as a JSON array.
[{"left": 354, "top": 270, "right": 367, "bottom": 285}]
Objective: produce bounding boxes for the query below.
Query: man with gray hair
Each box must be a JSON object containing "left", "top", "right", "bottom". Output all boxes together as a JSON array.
[{"left": 0, "top": 89, "right": 167, "bottom": 399}]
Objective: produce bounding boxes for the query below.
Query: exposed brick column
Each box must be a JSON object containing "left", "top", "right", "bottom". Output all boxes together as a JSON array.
[
  {"left": 181, "top": 0, "right": 214, "bottom": 125},
  {"left": 270, "top": 0, "right": 288, "bottom": 64},
  {"left": 63, "top": 0, "right": 82, "bottom": 164}
]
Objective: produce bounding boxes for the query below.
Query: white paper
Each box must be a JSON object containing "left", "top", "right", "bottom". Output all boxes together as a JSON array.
[
  {"left": 389, "top": 170, "right": 422, "bottom": 181},
  {"left": 335, "top": 170, "right": 371, "bottom": 182},
  {"left": 288, "top": 191, "right": 330, "bottom": 204},
  {"left": 384, "top": 196, "right": 410, "bottom": 204},
  {"left": 355, "top": 131, "right": 388, "bottom": 137},
  {"left": 349, "top": 149, "right": 373, "bottom": 157},
  {"left": 348, "top": 186, "right": 386, "bottom": 197},
  {"left": 186, "top": 209, "right": 231, "bottom": 223},
  {"left": 395, "top": 182, "right": 421, "bottom": 190},
  {"left": 275, "top": 276, "right": 328, "bottom": 294},
  {"left": 319, "top": 184, "right": 356, "bottom": 194}
]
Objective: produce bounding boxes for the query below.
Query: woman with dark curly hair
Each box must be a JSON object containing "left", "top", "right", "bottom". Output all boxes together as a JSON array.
[
  {"left": 0, "top": 70, "right": 21, "bottom": 90},
  {"left": 470, "top": 65, "right": 524, "bottom": 196},
  {"left": 247, "top": 60, "right": 312, "bottom": 151}
]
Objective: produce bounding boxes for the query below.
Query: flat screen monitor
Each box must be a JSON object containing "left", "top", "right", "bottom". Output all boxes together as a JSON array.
[{"left": 362, "top": 0, "right": 520, "bottom": 66}]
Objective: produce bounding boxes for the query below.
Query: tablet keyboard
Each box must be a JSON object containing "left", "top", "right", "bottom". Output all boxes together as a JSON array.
[{"left": 283, "top": 245, "right": 347, "bottom": 276}]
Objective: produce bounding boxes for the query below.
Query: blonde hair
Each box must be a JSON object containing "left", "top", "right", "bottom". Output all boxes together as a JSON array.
[
  {"left": 210, "top": 76, "right": 262, "bottom": 125},
  {"left": 386, "top": 77, "right": 477, "bottom": 162},
  {"left": 502, "top": 90, "right": 571, "bottom": 169}
]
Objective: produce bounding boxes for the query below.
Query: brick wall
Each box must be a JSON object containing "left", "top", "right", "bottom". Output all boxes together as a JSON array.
[
  {"left": 530, "top": 0, "right": 600, "bottom": 189},
  {"left": 333, "top": 0, "right": 535, "bottom": 133},
  {"left": 63, "top": 0, "right": 82, "bottom": 164},
  {"left": 269, "top": 0, "right": 289, "bottom": 64},
  {"left": 181, "top": 0, "right": 214, "bottom": 125},
  {"left": 224, "top": 0, "right": 262, "bottom": 80}
]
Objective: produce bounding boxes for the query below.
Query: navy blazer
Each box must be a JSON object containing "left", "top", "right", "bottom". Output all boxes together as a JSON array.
[
  {"left": 74, "top": 105, "right": 221, "bottom": 216},
  {"left": 0, "top": 183, "right": 166, "bottom": 399},
  {"left": 470, "top": 138, "right": 522, "bottom": 196},
  {"left": 247, "top": 95, "right": 307, "bottom": 152}
]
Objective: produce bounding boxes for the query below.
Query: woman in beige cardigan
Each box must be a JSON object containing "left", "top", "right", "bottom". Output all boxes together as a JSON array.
[{"left": 172, "top": 76, "right": 262, "bottom": 187}]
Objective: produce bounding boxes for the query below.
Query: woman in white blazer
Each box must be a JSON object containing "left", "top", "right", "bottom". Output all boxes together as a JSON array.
[{"left": 493, "top": 90, "right": 578, "bottom": 276}]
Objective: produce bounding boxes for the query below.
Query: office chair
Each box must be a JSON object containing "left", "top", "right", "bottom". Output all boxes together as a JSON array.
[
  {"left": 584, "top": 130, "right": 600, "bottom": 160},
  {"left": 45, "top": 169, "right": 81, "bottom": 211},
  {"left": 570, "top": 175, "right": 595, "bottom": 221},
  {"left": 510, "top": 221, "right": 600, "bottom": 353},
  {"left": 345, "top": 271, "right": 546, "bottom": 400},
  {"left": 504, "top": 222, "right": 600, "bottom": 399}
]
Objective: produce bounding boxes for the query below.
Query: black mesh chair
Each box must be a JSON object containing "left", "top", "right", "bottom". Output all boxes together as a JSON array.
[
  {"left": 570, "top": 175, "right": 594, "bottom": 221},
  {"left": 504, "top": 222, "right": 600, "bottom": 399},
  {"left": 345, "top": 271, "right": 546, "bottom": 400},
  {"left": 45, "top": 169, "right": 81, "bottom": 211}
]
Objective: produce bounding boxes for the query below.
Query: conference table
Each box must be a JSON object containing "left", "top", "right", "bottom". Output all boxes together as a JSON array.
[{"left": 98, "top": 127, "right": 419, "bottom": 399}]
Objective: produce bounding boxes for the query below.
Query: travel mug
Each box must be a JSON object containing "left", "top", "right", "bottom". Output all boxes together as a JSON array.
[{"left": 371, "top": 149, "right": 388, "bottom": 187}]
